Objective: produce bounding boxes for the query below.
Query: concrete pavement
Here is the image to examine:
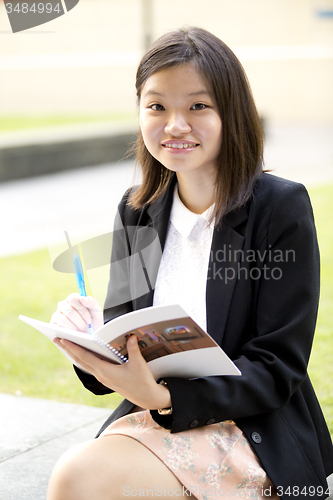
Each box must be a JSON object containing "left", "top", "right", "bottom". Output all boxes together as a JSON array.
[{"left": 0, "top": 393, "right": 112, "bottom": 500}]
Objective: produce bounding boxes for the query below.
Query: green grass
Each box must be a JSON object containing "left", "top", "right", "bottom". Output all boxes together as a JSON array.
[
  {"left": 0, "top": 114, "right": 137, "bottom": 133},
  {"left": 0, "top": 184, "right": 332, "bottom": 431},
  {"left": 307, "top": 184, "right": 333, "bottom": 433},
  {"left": 0, "top": 249, "right": 123, "bottom": 409}
]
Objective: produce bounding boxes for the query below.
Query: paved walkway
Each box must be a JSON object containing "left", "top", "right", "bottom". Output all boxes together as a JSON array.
[{"left": 0, "top": 393, "right": 111, "bottom": 500}]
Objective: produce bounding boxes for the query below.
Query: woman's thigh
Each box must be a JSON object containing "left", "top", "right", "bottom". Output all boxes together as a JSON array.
[{"left": 47, "top": 434, "right": 196, "bottom": 500}]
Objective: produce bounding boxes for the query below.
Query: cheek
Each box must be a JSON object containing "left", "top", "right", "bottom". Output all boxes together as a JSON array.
[
  {"left": 140, "top": 116, "right": 161, "bottom": 152},
  {"left": 210, "top": 117, "right": 223, "bottom": 153},
  {"left": 193, "top": 111, "right": 222, "bottom": 137}
]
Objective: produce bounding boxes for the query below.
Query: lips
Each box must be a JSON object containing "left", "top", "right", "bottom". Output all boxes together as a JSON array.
[{"left": 161, "top": 140, "right": 200, "bottom": 150}]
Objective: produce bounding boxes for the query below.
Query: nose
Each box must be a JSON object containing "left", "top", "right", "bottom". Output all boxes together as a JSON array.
[{"left": 164, "top": 112, "right": 191, "bottom": 137}]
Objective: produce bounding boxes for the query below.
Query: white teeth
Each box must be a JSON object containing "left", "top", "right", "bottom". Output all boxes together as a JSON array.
[{"left": 164, "top": 143, "right": 197, "bottom": 149}]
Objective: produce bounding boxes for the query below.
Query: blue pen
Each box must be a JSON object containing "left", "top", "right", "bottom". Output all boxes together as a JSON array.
[{"left": 73, "top": 253, "right": 93, "bottom": 335}]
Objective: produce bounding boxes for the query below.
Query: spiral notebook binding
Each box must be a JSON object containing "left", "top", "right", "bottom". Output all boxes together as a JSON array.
[{"left": 93, "top": 334, "right": 128, "bottom": 363}]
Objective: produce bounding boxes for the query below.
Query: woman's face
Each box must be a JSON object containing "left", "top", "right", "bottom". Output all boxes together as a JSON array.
[{"left": 139, "top": 63, "right": 222, "bottom": 180}]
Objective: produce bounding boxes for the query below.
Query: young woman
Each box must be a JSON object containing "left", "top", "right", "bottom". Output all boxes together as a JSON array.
[{"left": 48, "top": 27, "right": 333, "bottom": 500}]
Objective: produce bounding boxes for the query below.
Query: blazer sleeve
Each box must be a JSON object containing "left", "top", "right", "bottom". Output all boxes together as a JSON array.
[
  {"left": 74, "top": 190, "right": 134, "bottom": 395},
  {"left": 151, "top": 181, "right": 321, "bottom": 433}
]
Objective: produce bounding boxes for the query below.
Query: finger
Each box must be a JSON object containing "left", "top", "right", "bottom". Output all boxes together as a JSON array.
[
  {"left": 126, "top": 335, "right": 150, "bottom": 373},
  {"left": 66, "top": 294, "right": 95, "bottom": 328},
  {"left": 50, "top": 309, "right": 83, "bottom": 332},
  {"left": 78, "top": 296, "right": 104, "bottom": 329},
  {"left": 55, "top": 298, "right": 88, "bottom": 332},
  {"left": 57, "top": 339, "right": 121, "bottom": 393},
  {"left": 56, "top": 339, "right": 102, "bottom": 374},
  {"left": 66, "top": 294, "right": 104, "bottom": 331},
  {"left": 126, "top": 335, "right": 142, "bottom": 360}
]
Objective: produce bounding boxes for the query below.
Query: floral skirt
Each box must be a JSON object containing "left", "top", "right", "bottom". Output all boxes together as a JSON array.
[{"left": 99, "top": 410, "right": 279, "bottom": 500}]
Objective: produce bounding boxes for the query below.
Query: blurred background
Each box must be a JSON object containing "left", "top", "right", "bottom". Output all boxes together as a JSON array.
[
  {"left": 1, "top": 0, "right": 333, "bottom": 256},
  {"left": 0, "top": 0, "right": 332, "bottom": 426},
  {"left": 1, "top": 0, "right": 333, "bottom": 119}
]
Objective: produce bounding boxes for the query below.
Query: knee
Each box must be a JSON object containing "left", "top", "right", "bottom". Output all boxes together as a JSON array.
[{"left": 47, "top": 440, "right": 96, "bottom": 500}]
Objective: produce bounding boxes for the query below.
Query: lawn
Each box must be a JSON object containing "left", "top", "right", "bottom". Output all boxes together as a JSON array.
[
  {"left": 0, "top": 249, "right": 123, "bottom": 409},
  {"left": 0, "top": 113, "right": 137, "bottom": 133},
  {"left": 0, "top": 183, "right": 332, "bottom": 431},
  {"left": 307, "top": 184, "right": 333, "bottom": 433}
]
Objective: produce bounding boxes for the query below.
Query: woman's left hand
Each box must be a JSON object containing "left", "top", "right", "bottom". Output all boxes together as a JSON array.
[{"left": 53, "top": 335, "right": 171, "bottom": 410}]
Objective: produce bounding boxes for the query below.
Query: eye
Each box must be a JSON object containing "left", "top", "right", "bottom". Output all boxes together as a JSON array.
[
  {"left": 191, "top": 103, "right": 208, "bottom": 110},
  {"left": 150, "top": 104, "right": 164, "bottom": 111}
]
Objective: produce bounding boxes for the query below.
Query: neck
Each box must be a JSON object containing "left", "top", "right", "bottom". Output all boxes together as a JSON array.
[{"left": 176, "top": 171, "right": 216, "bottom": 214}]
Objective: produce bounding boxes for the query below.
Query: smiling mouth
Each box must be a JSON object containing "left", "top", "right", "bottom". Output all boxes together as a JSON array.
[{"left": 162, "top": 142, "right": 200, "bottom": 149}]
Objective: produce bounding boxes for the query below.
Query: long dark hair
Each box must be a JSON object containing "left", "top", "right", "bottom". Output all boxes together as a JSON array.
[{"left": 129, "top": 26, "right": 264, "bottom": 225}]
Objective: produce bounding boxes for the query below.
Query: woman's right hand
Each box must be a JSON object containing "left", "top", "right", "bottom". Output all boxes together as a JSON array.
[{"left": 50, "top": 293, "right": 104, "bottom": 333}]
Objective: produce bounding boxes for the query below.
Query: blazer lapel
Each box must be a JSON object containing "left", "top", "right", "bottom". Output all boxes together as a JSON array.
[
  {"left": 130, "top": 173, "right": 249, "bottom": 348},
  {"left": 206, "top": 206, "right": 248, "bottom": 346}
]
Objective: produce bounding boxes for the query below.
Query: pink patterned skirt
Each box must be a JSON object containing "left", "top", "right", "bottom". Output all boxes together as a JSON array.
[{"left": 100, "top": 410, "right": 279, "bottom": 500}]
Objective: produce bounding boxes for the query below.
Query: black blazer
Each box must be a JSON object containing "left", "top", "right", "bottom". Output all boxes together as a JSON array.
[{"left": 75, "top": 173, "right": 333, "bottom": 499}]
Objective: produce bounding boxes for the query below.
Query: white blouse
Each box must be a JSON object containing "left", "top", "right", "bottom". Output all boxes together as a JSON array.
[{"left": 153, "top": 185, "right": 215, "bottom": 332}]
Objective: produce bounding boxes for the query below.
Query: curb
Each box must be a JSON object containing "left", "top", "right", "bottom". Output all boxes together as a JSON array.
[{"left": 0, "top": 123, "right": 138, "bottom": 182}]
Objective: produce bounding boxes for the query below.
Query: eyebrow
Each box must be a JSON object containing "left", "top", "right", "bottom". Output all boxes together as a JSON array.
[{"left": 142, "top": 89, "right": 212, "bottom": 98}]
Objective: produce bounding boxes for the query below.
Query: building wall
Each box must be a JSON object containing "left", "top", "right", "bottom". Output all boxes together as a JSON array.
[{"left": 0, "top": 0, "right": 332, "bottom": 123}]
